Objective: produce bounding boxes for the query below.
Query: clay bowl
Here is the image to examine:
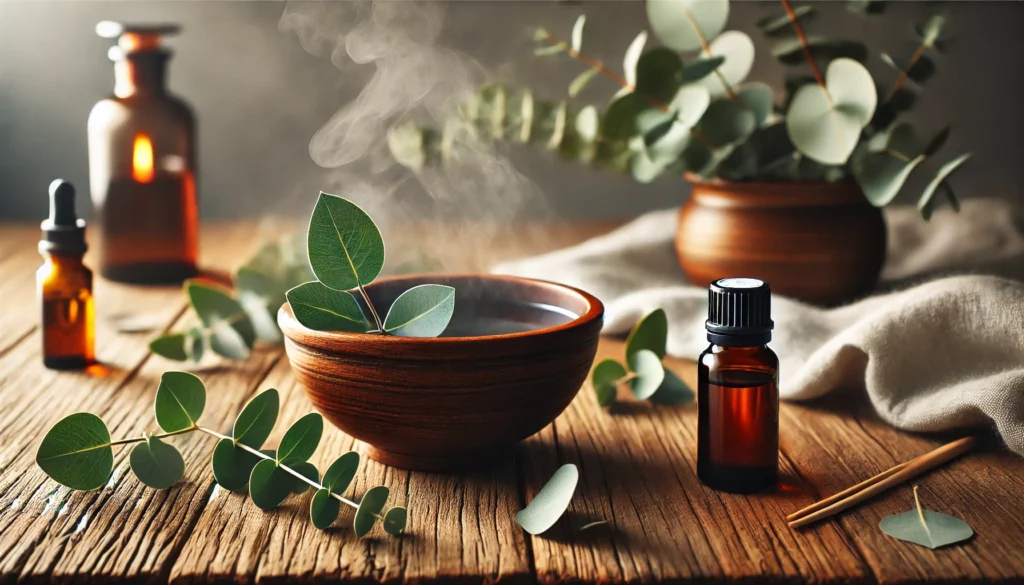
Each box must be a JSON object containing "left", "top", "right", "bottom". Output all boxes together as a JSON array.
[{"left": 278, "top": 274, "right": 603, "bottom": 471}]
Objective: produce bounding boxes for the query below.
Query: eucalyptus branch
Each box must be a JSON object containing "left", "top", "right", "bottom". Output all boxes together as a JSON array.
[
  {"left": 680, "top": 8, "right": 741, "bottom": 102},
  {"left": 883, "top": 41, "right": 926, "bottom": 105},
  {"left": 108, "top": 426, "right": 196, "bottom": 447},
  {"left": 781, "top": 0, "right": 833, "bottom": 107}
]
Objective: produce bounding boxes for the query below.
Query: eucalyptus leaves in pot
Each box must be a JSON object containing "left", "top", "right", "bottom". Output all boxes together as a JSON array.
[{"left": 387, "top": 0, "right": 970, "bottom": 303}]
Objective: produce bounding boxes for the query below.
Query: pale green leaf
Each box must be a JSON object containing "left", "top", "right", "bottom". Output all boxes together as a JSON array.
[
  {"left": 628, "top": 349, "right": 665, "bottom": 401},
  {"left": 648, "top": 368, "right": 695, "bottom": 405},
  {"left": 286, "top": 281, "right": 368, "bottom": 333},
  {"left": 35, "top": 413, "right": 113, "bottom": 491},
  {"left": 591, "top": 359, "right": 627, "bottom": 406},
  {"left": 516, "top": 463, "right": 578, "bottom": 535},
  {"left": 737, "top": 82, "right": 775, "bottom": 127},
  {"left": 186, "top": 280, "right": 255, "bottom": 360},
  {"left": 155, "top": 371, "right": 206, "bottom": 433},
  {"left": 647, "top": 0, "right": 729, "bottom": 52},
  {"left": 757, "top": 5, "right": 814, "bottom": 36},
  {"left": 575, "top": 106, "right": 600, "bottom": 142},
  {"left": 307, "top": 192, "right": 385, "bottom": 291},
  {"left": 571, "top": 15, "right": 585, "bottom": 53},
  {"left": 879, "top": 487, "right": 973, "bottom": 549},
  {"left": 568, "top": 68, "right": 600, "bottom": 98},
  {"left": 383, "top": 284, "right": 455, "bottom": 337},
  {"left": 625, "top": 308, "right": 668, "bottom": 360},
  {"left": 919, "top": 153, "right": 971, "bottom": 220},
  {"left": 130, "top": 436, "right": 185, "bottom": 489},
  {"left": 695, "top": 30, "right": 755, "bottom": 97},
  {"left": 149, "top": 333, "right": 188, "bottom": 362},
  {"left": 623, "top": 31, "right": 648, "bottom": 87},
  {"left": 354, "top": 485, "right": 390, "bottom": 538},
  {"left": 236, "top": 266, "right": 286, "bottom": 344}
]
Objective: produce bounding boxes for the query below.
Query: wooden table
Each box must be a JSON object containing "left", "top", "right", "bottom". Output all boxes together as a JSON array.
[{"left": 1, "top": 220, "right": 1023, "bottom": 584}]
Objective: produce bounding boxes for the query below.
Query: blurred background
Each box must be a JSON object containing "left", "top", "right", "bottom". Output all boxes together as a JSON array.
[{"left": 1, "top": 0, "right": 1021, "bottom": 222}]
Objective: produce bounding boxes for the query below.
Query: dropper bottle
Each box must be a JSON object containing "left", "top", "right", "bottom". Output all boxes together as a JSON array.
[{"left": 38, "top": 180, "right": 95, "bottom": 370}]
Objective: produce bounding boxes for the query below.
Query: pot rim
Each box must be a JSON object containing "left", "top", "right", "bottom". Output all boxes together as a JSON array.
[{"left": 278, "top": 272, "right": 604, "bottom": 347}]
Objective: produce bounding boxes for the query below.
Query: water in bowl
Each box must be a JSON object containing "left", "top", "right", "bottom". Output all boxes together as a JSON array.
[{"left": 441, "top": 300, "right": 578, "bottom": 337}]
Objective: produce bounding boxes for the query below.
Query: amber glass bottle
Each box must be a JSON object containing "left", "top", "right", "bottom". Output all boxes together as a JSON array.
[
  {"left": 88, "top": 22, "right": 198, "bottom": 284},
  {"left": 697, "top": 278, "right": 779, "bottom": 494},
  {"left": 38, "top": 180, "right": 95, "bottom": 370}
]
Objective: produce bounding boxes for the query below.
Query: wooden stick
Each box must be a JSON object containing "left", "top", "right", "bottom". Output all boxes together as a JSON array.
[{"left": 787, "top": 436, "right": 976, "bottom": 529}]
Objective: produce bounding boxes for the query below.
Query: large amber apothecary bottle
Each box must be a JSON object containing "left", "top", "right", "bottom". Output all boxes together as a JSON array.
[{"left": 88, "top": 22, "right": 198, "bottom": 284}]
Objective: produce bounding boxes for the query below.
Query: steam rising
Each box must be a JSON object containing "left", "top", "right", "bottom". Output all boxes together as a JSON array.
[{"left": 279, "top": 0, "right": 550, "bottom": 231}]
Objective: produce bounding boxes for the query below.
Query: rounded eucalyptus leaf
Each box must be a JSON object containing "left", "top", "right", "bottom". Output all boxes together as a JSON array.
[
  {"left": 323, "top": 451, "right": 360, "bottom": 495},
  {"left": 718, "top": 143, "right": 759, "bottom": 181},
  {"left": 249, "top": 459, "right": 293, "bottom": 511},
  {"left": 277, "top": 413, "right": 324, "bottom": 464},
  {"left": 544, "top": 101, "right": 569, "bottom": 151},
  {"left": 772, "top": 36, "right": 868, "bottom": 66},
  {"left": 786, "top": 58, "right": 876, "bottom": 165},
  {"left": 36, "top": 413, "right": 113, "bottom": 491},
  {"left": 695, "top": 31, "right": 755, "bottom": 97},
  {"left": 383, "top": 507, "right": 408, "bottom": 536},
  {"left": 635, "top": 49, "right": 683, "bottom": 104},
  {"left": 233, "top": 388, "right": 280, "bottom": 449},
  {"left": 922, "top": 126, "right": 951, "bottom": 157},
  {"left": 647, "top": 0, "right": 729, "bottom": 52},
  {"left": 568, "top": 68, "right": 600, "bottom": 99},
  {"left": 919, "top": 153, "right": 971, "bottom": 220},
  {"left": 285, "top": 460, "right": 320, "bottom": 495},
  {"left": 648, "top": 368, "right": 695, "bottom": 405},
  {"left": 748, "top": 123, "right": 795, "bottom": 170},
  {"left": 623, "top": 31, "right": 648, "bottom": 88},
  {"left": 186, "top": 281, "right": 255, "bottom": 360},
  {"left": 880, "top": 507, "right": 973, "bottom": 549},
  {"left": 516, "top": 463, "right": 579, "bottom": 535},
  {"left": 601, "top": 93, "right": 641, "bottom": 141},
  {"left": 679, "top": 56, "right": 726, "bottom": 84},
  {"left": 184, "top": 327, "right": 206, "bottom": 363},
  {"left": 508, "top": 89, "right": 534, "bottom": 143},
  {"left": 669, "top": 85, "right": 712, "bottom": 129},
  {"left": 149, "top": 333, "right": 188, "bottom": 362},
  {"left": 387, "top": 123, "right": 426, "bottom": 170},
  {"left": 308, "top": 192, "right": 385, "bottom": 291},
  {"left": 236, "top": 267, "right": 286, "bottom": 344},
  {"left": 591, "top": 358, "right": 627, "bottom": 406},
  {"left": 737, "top": 83, "right": 775, "bottom": 128},
  {"left": 854, "top": 151, "right": 925, "bottom": 207},
  {"left": 918, "top": 13, "right": 948, "bottom": 49},
  {"left": 310, "top": 488, "right": 341, "bottom": 530},
  {"left": 680, "top": 139, "right": 715, "bottom": 175},
  {"left": 211, "top": 438, "right": 262, "bottom": 491},
  {"left": 571, "top": 14, "right": 585, "bottom": 52},
  {"left": 155, "top": 371, "right": 206, "bottom": 433},
  {"left": 383, "top": 284, "right": 456, "bottom": 337},
  {"left": 130, "top": 436, "right": 185, "bottom": 490},
  {"left": 631, "top": 147, "right": 668, "bottom": 184},
  {"left": 625, "top": 308, "right": 668, "bottom": 360},
  {"left": 698, "top": 99, "right": 756, "bottom": 148},
  {"left": 575, "top": 106, "right": 599, "bottom": 142},
  {"left": 287, "top": 281, "right": 368, "bottom": 333},
  {"left": 354, "top": 485, "right": 391, "bottom": 538},
  {"left": 628, "top": 349, "right": 666, "bottom": 401}
]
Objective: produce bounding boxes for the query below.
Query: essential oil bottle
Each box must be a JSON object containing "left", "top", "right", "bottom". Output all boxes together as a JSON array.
[
  {"left": 697, "top": 277, "right": 779, "bottom": 494},
  {"left": 38, "top": 180, "right": 95, "bottom": 370}
]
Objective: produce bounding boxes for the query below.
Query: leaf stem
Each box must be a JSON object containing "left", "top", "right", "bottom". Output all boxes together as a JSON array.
[
  {"left": 912, "top": 485, "right": 935, "bottom": 547},
  {"left": 679, "top": 7, "right": 740, "bottom": 102},
  {"left": 614, "top": 372, "right": 639, "bottom": 386},
  {"left": 356, "top": 282, "right": 385, "bottom": 334},
  {"left": 780, "top": 0, "right": 833, "bottom": 108},
  {"left": 109, "top": 427, "right": 197, "bottom": 447},
  {"left": 883, "top": 41, "right": 926, "bottom": 105},
  {"left": 195, "top": 426, "right": 360, "bottom": 510}
]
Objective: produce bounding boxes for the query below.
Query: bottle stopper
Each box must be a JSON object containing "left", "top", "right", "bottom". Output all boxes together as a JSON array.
[{"left": 40, "top": 180, "right": 87, "bottom": 255}]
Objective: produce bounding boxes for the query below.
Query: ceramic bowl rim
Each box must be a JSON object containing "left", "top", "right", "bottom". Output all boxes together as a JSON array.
[{"left": 278, "top": 272, "right": 604, "bottom": 346}]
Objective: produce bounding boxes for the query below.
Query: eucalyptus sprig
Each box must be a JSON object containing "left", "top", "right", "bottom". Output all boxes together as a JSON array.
[
  {"left": 590, "top": 308, "right": 694, "bottom": 407},
  {"left": 286, "top": 192, "right": 455, "bottom": 337},
  {"left": 150, "top": 237, "right": 313, "bottom": 363},
  {"left": 35, "top": 371, "right": 407, "bottom": 537}
]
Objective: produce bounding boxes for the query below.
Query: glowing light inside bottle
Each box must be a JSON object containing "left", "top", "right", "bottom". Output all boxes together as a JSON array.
[{"left": 132, "top": 134, "right": 154, "bottom": 183}]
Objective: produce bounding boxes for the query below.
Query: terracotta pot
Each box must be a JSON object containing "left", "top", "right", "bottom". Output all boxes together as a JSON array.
[
  {"left": 278, "top": 274, "right": 603, "bottom": 471},
  {"left": 676, "top": 180, "right": 887, "bottom": 305}
]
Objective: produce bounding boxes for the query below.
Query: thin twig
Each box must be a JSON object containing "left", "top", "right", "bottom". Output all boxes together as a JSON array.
[
  {"left": 356, "top": 282, "right": 385, "bottom": 333},
  {"left": 883, "top": 42, "right": 926, "bottom": 104},
  {"left": 780, "top": 0, "right": 832, "bottom": 107},
  {"left": 109, "top": 427, "right": 196, "bottom": 447}
]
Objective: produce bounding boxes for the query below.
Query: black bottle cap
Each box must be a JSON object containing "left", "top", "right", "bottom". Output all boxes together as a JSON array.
[
  {"left": 706, "top": 277, "right": 773, "bottom": 346},
  {"left": 40, "top": 180, "right": 87, "bottom": 255}
]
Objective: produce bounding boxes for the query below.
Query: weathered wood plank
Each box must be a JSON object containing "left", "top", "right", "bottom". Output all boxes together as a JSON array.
[
  {"left": 781, "top": 395, "right": 1024, "bottom": 583},
  {"left": 0, "top": 223, "right": 266, "bottom": 584},
  {"left": 520, "top": 343, "right": 869, "bottom": 584},
  {"left": 0, "top": 228, "right": 46, "bottom": 354}
]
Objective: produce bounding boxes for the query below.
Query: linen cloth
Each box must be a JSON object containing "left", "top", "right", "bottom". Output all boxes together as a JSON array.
[{"left": 493, "top": 199, "right": 1024, "bottom": 455}]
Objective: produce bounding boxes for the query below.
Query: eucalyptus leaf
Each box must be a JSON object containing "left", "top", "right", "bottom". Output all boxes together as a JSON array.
[
  {"left": 354, "top": 485, "right": 390, "bottom": 538},
  {"left": 591, "top": 358, "right": 627, "bottom": 406},
  {"left": 277, "top": 413, "right": 324, "bottom": 464},
  {"left": 718, "top": 142, "right": 759, "bottom": 180},
  {"left": 668, "top": 85, "right": 713, "bottom": 129},
  {"left": 236, "top": 267, "right": 286, "bottom": 344},
  {"left": 211, "top": 438, "right": 262, "bottom": 491},
  {"left": 571, "top": 15, "right": 585, "bottom": 52},
  {"left": 310, "top": 488, "right": 341, "bottom": 530},
  {"left": 772, "top": 36, "right": 868, "bottom": 65},
  {"left": 287, "top": 281, "right": 368, "bottom": 333},
  {"left": 249, "top": 459, "right": 293, "bottom": 511},
  {"left": 623, "top": 31, "right": 648, "bottom": 88},
  {"left": 879, "top": 487, "right": 973, "bottom": 549},
  {"left": 698, "top": 99, "right": 756, "bottom": 148},
  {"left": 635, "top": 49, "right": 683, "bottom": 104},
  {"left": 854, "top": 124, "right": 925, "bottom": 207},
  {"left": 383, "top": 507, "right": 408, "bottom": 536},
  {"left": 919, "top": 153, "right": 971, "bottom": 220},
  {"left": 387, "top": 123, "right": 427, "bottom": 170},
  {"left": 286, "top": 460, "right": 320, "bottom": 495},
  {"left": 648, "top": 368, "right": 695, "bottom": 405},
  {"left": 628, "top": 349, "right": 666, "bottom": 401},
  {"left": 575, "top": 106, "right": 599, "bottom": 143},
  {"left": 383, "top": 284, "right": 456, "bottom": 337},
  {"left": 186, "top": 280, "right": 255, "bottom": 360},
  {"left": 630, "top": 146, "right": 667, "bottom": 184},
  {"left": 233, "top": 388, "right": 280, "bottom": 449},
  {"left": 601, "top": 93, "right": 641, "bottom": 141},
  {"left": 922, "top": 126, "right": 950, "bottom": 157},
  {"left": 918, "top": 13, "right": 947, "bottom": 49},
  {"left": 155, "top": 371, "right": 206, "bottom": 433},
  {"left": 748, "top": 123, "right": 795, "bottom": 171},
  {"left": 323, "top": 451, "right": 360, "bottom": 495},
  {"left": 695, "top": 31, "right": 755, "bottom": 97},
  {"left": 647, "top": 0, "right": 729, "bottom": 52},
  {"left": 679, "top": 56, "right": 725, "bottom": 84},
  {"left": 881, "top": 53, "right": 936, "bottom": 84},
  {"left": 307, "top": 192, "right": 385, "bottom": 292},
  {"left": 129, "top": 436, "right": 185, "bottom": 489},
  {"left": 36, "top": 413, "right": 113, "bottom": 491},
  {"left": 568, "top": 68, "right": 600, "bottom": 98},
  {"left": 625, "top": 308, "right": 668, "bottom": 360},
  {"left": 757, "top": 5, "right": 814, "bottom": 36},
  {"left": 737, "top": 82, "right": 775, "bottom": 127},
  {"left": 516, "top": 463, "right": 579, "bottom": 535},
  {"left": 150, "top": 333, "right": 188, "bottom": 362},
  {"left": 786, "top": 58, "right": 877, "bottom": 165},
  {"left": 184, "top": 327, "right": 206, "bottom": 363}
]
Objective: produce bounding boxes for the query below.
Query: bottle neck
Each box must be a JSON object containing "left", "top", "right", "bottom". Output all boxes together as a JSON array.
[
  {"left": 114, "top": 53, "right": 168, "bottom": 97},
  {"left": 43, "top": 251, "right": 86, "bottom": 269},
  {"left": 707, "top": 331, "right": 772, "bottom": 347}
]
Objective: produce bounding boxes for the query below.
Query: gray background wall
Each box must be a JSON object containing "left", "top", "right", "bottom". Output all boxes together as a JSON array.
[{"left": 1, "top": 0, "right": 1021, "bottom": 223}]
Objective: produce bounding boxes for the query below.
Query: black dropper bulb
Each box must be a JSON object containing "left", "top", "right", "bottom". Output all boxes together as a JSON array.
[{"left": 40, "top": 179, "right": 87, "bottom": 254}]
